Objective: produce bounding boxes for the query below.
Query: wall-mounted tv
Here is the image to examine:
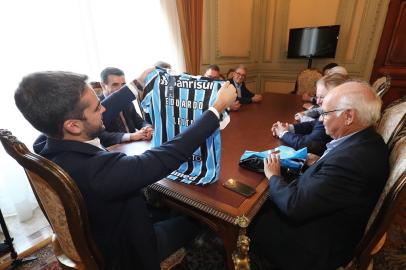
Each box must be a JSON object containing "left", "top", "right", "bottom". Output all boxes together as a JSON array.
[{"left": 287, "top": 25, "right": 340, "bottom": 59}]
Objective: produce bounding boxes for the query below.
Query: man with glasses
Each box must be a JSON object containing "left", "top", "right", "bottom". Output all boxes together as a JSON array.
[
  {"left": 229, "top": 65, "right": 262, "bottom": 110},
  {"left": 250, "top": 80, "right": 389, "bottom": 270},
  {"left": 99, "top": 67, "right": 153, "bottom": 146},
  {"left": 272, "top": 73, "right": 348, "bottom": 155}
]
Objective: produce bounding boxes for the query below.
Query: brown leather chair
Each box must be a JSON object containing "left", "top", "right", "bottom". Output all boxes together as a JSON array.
[
  {"left": 293, "top": 69, "right": 323, "bottom": 97},
  {"left": 342, "top": 133, "right": 406, "bottom": 270},
  {"left": 375, "top": 99, "right": 406, "bottom": 150},
  {"left": 0, "top": 129, "right": 104, "bottom": 269}
]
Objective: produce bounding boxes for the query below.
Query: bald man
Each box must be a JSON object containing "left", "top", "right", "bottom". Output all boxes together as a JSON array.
[{"left": 250, "top": 81, "right": 389, "bottom": 270}]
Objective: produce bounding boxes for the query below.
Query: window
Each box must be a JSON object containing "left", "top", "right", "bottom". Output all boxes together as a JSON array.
[{"left": 0, "top": 0, "right": 184, "bottom": 218}]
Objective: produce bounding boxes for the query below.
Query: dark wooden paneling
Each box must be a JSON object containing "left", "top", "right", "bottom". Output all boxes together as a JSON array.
[{"left": 371, "top": 0, "right": 406, "bottom": 107}]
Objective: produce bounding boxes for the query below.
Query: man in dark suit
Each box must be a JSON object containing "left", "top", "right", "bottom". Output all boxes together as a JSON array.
[
  {"left": 14, "top": 70, "right": 237, "bottom": 270},
  {"left": 99, "top": 67, "right": 153, "bottom": 147},
  {"left": 250, "top": 81, "right": 389, "bottom": 270},
  {"left": 228, "top": 65, "right": 262, "bottom": 111},
  {"left": 271, "top": 73, "right": 349, "bottom": 155}
]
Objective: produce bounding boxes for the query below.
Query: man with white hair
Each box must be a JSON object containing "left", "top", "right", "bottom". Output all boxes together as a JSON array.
[{"left": 250, "top": 80, "right": 389, "bottom": 270}]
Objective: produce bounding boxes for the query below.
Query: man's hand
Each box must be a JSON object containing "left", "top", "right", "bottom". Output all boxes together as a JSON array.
[
  {"left": 135, "top": 67, "right": 155, "bottom": 87},
  {"left": 271, "top": 121, "right": 289, "bottom": 138},
  {"left": 230, "top": 100, "right": 241, "bottom": 111},
  {"left": 141, "top": 126, "right": 154, "bottom": 141},
  {"left": 306, "top": 153, "right": 320, "bottom": 166},
  {"left": 302, "top": 103, "right": 314, "bottom": 110},
  {"left": 130, "top": 67, "right": 155, "bottom": 100},
  {"left": 294, "top": 111, "right": 304, "bottom": 121},
  {"left": 252, "top": 94, "right": 263, "bottom": 103},
  {"left": 213, "top": 81, "right": 237, "bottom": 113},
  {"left": 264, "top": 154, "right": 281, "bottom": 179},
  {"left": 130, "top": 130, "right": 148, "bottom": 141}
]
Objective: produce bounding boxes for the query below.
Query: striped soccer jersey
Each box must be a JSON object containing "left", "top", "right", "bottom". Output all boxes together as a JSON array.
[{"left": 141, "top": 68, "right": 223, "bottom": 185}]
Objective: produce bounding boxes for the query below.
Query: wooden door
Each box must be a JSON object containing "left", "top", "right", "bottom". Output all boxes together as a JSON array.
[{"left": 371, "top": 0, "right": 406, "bottom": 107}]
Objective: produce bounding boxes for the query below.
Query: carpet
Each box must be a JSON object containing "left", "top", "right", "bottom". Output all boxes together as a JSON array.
[
  {"left": 10, "top": 199, "right": 406, "bottom": 270},
  {"left": 11, "top": 246, "right": 60, "bottom": 270}
]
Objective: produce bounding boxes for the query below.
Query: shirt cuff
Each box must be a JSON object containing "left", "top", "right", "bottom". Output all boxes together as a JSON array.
[
  {"left": 208, "top": 107, "right": 220, "bottom": 120},
  {"left": 121, "top": 133, "right": 131, "bottom": 142},
  {"left": 279, "top": 130, "right": 289, "bottom": 138},
  {"left": 288, "top": 124, "right": 295, "bottom": 133}
]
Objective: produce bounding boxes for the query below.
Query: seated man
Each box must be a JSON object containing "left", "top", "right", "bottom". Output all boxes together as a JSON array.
[
  {"left": 302, "top": 63, "right": 346, "bottom": 108},
  {"left": 229, "top": 65, "right": 262, "bottom": 111},
  {"left": 14, "top": 70, "right": 237, "bottom": 270},
  {"left": 250, "top": 80, "right": 389, "bottom": 270},
  {"left": 204, "top": 64, "right": 222, "bottom": 80},
  {"left": 99, "top": 67, "right": 153, "bottom": 147},
  {"left": 295, "top": 73, "right": 349, "bottom": 123},
  {"left": 272, "top": 73, "right": 349, "bottom": 155}
]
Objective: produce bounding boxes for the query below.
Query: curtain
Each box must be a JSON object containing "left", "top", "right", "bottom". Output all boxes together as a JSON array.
[
  {"left": 0, "top": 0, "right": 184, "bottom": 222},
  {"left": 176, "top": 0, "right": 204, "bottom": 75},
  {"left": 160, "top": 0, "right": 186, "bottom": 72}
]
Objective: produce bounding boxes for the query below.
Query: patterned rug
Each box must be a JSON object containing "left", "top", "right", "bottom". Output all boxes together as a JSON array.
[{"left": 10, "top": 246, "right": 60, "bottom": 270}]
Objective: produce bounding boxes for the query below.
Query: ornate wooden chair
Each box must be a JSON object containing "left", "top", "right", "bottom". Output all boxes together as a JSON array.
[
  {"left": 0, "top": 129, "right": 104, "bottom": 269},
  {"left": 293, "top": 69, "right": 323, "bottom": 97},
  {"left": 342, "top": 133, "right": 406, "bottom": 270},
  {"left": 375, "top": 99, "right": 406, "bottom": 150},
  {"left": 371, "top": 75, "right": 391, "bottom": 98}
]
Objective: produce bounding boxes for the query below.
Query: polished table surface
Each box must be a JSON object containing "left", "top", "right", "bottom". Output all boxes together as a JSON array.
[{"left": 108, "top": 92, "right": 303, "bottom": 268}]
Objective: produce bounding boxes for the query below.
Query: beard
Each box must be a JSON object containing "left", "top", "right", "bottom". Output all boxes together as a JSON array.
[{"left": 85, "top": 122, "right": 105, "bottom": 140}]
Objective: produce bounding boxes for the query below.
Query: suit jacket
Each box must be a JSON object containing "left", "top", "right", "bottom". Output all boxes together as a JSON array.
[
  {"left": 33, "top": 86, "right": 221, "bottom": 270},
  {"left": 99, "top": 93, "right": 150, "bottom": 147},
  {"left": 250, "top": 127, "right": 389, "bottom": 270},
  {"left": 229, "top": 79, "right": 254, "bottom": 104},
  {"left": 281, "top": 120, "right": 332, "bottom": 155}
]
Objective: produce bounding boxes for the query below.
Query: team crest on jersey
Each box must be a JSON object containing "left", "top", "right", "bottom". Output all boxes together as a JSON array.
[{"left": 160, "top": 76, "right": 169, "bottom": 85}]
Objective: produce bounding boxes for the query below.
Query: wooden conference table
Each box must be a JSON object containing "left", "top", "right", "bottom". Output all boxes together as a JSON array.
[{"left": 109, "top": 93, "right": 303, "bottom": 269}]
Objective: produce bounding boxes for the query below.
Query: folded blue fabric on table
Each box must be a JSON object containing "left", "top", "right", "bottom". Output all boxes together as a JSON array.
[{"left": 240, "top": 146, "right": 307, "bottom": 171}]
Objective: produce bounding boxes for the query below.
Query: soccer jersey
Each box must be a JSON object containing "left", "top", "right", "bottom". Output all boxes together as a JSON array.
[{"left": 142, "top": 68, "right": 223, "bottom": 185}]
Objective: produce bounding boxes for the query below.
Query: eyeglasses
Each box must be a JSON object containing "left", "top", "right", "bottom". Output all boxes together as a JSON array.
[
  {"left": 234, "top": 72, "right": 246, "bottom": 78},
  {"left": 320, "top": 109, "right": 346, "bottom": 117}
]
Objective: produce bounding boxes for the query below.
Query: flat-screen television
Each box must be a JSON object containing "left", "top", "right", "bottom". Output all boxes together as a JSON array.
[{"left": 287, "top": 25, "right": 340, "bottom": 58}]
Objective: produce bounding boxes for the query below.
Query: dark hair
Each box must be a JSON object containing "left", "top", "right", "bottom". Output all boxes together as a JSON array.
[
  {"left": 154, "top": 61, "right": 172, "bottom": 69},
  {"left": 15, "top": 71, "right": 88, "bottom": 139},
  {"left": 322, "top": 63, "right": 338, "bottom": 74},
  {"left": 206, "top": 64, "right": 220, "bottom": 72},
  {"left": 100, "top": 67, "right": 124, "bottom": 84}
]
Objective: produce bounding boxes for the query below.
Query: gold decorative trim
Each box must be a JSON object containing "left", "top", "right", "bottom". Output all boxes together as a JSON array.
[
  {"left": 149, "top": 182, "right": 237, "bottom": 224},
  {"left": 234, "top": 215, "right": 250, "bottom": 228},
  {"left": 232, "top": 230, "right": 251, "bottom": 270}
]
